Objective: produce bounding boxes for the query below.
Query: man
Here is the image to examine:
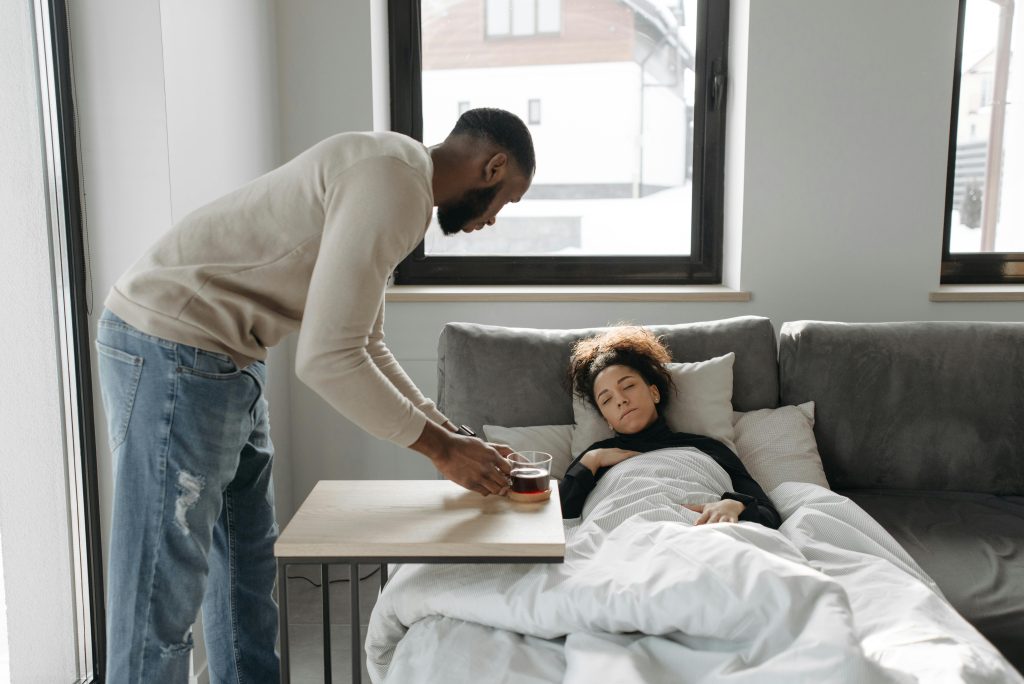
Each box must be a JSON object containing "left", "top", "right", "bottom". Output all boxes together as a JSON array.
[{"left": 95, "top": 108, "right": 535, "bottom": 683}]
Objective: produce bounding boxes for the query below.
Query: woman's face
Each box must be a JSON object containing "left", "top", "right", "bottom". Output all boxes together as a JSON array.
[{"left": 592, "top": 364, "right": 661, "bottom": 434}]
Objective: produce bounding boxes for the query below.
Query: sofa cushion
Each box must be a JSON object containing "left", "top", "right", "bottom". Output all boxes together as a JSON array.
[
  {"left": 437, "top": 316, "right": 779, "bottom": 436},
  {"left": 778, "top": 321, "right": 1024, "bottom": 494},
  {"left": 845, "top": 489, "right": 1024, "bottom": 672}
]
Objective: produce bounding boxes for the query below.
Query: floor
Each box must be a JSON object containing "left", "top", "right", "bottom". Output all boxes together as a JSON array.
[{"left": 282, "top": 564, "right": 381, "bottom": 684}]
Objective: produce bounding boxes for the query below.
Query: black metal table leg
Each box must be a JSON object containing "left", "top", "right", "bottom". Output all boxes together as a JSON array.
[
  {"left": 322, "top": 564, "right": 332, "bottom": 683},
  {"left": 351, "top": 563, "right": 361, "bottom": 684},
  {"left": 278, "top": 560, "right": 290, "bottom": 684},
  {"left": 381, "top": 563, "right": 388, "bottom": 590}
]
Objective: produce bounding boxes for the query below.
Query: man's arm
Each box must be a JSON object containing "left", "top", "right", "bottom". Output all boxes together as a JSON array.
[
  {"left": 294, "top": 157, "right": 434, "bottom": 445},
  {"left": 293, "top": 156, "right": 509, "bottom": 494},
  {"left": 366, "top": 298, "right": 450, "bottom": 427}
]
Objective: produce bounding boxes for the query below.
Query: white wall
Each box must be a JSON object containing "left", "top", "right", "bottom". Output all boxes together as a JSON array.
[
  {"left": 0, "top": 528, "right": 7, "bottom": 680},
  {"left": 283, "top": 0, "right": 1024, "bottom": 499},
  {"left": 0, "top": 0, "right": 79, "bottom": 680},
  {"left": 275, "top": 0, "right": 375, "bottom": 160}
]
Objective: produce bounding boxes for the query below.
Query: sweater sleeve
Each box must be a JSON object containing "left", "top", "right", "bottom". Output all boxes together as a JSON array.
[
  {"left": 294, "top": 157, "right": 435, "bottom": 447},
  {"left": 722, "top": 470, "right": 782, "bottom": 529},
  {"left": 558, "top": 460, "right": 598, "bottom": 519},
  {"left": 366, "top": 300, "right": 448, "bottom": 426}
]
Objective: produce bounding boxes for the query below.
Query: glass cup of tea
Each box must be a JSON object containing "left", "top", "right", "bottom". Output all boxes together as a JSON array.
[{"left": 505, "top": 451, "right": 553, "bottom": 503}]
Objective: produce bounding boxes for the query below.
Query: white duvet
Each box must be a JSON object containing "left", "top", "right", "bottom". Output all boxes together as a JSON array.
[{"left": 366, "top": 448, "right": 1020, "bottom": 683}]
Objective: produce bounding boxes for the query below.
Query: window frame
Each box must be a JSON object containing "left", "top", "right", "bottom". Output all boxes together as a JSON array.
[
  {"left": 389, "top": 0, "right": 729, "bottom": 285},
  {"left": 34, "top": 0, "right": 106, "bottom": 679},
  {"left": 941, "top": 0, "right": 1024, "bottom": 285}
]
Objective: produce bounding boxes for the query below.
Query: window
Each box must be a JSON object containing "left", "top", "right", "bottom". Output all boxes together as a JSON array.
[
  {"left": 390, "top": 0, "right": 728, "bottom": 285},
  {"left": 528, "top": 98, "right": 541, "bottom": 125},
  {"left": 942, "top": 0, "right": 1023, "bottom": 284},
  {"left": 486, "top": 0, "right": 561, "bottom": 38},
  {"left": 31, "top": 0, "right": 106, "bottom": 679}
]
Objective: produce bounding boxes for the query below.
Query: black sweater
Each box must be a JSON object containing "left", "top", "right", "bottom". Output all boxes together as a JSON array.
[{"left": 559, "top": 416, "right": 781, "bottom": 527}]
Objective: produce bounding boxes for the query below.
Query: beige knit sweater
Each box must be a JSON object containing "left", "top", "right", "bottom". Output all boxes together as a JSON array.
[{"left": 106, "top": 131, "right": 447, "bottom": 447}]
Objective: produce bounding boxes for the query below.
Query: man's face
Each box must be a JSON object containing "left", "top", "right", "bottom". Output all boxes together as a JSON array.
[
  {"left": 437, "top": 183, "right": 503, "bottom": 235},
  {"left": 436, "top": 172, "right": 532, "bottom": 236}
]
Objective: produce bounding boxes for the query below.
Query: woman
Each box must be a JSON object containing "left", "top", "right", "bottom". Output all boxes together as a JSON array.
[{"left": 560, "top": 326, "right": 781, "bottom": 528}]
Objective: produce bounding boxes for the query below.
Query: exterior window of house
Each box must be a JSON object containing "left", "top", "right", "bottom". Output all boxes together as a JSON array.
[
  {"left": 943, "top": 0, "right": 1022, "bottom": 283},
  {"left": 486, "top": 0, "right": 511, "bottom": 36},
  {"left": 390, "top": 0, "right": 728, "bottom": 285},
  {"left": 486, "top": 0, "right": 562, "bottom": 38}
]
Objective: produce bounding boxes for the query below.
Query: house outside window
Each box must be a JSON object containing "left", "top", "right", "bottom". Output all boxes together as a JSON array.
[
  {"left": 390, "top": 0, "right": 728, "bottom": 285},
  {"left": 943, "top": 0, "right": 1022, "bottom": 283}
]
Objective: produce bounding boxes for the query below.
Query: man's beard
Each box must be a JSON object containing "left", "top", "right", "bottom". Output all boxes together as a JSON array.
[{"left": 436, "top": 183, "right": 502, "bottom": 235}]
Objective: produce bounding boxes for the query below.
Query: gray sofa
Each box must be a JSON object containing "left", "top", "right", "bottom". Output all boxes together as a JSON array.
[
  {"left": 778, "top": 320, "right": 1024, "bottom": 671},
  {"left": 436, "top": 315, "right": 1024, "bottom": 672}
]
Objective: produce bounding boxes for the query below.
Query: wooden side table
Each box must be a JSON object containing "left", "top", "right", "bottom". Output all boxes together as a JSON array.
[{"left": 274, "top": 480, "right": 565, "bottom": 684}]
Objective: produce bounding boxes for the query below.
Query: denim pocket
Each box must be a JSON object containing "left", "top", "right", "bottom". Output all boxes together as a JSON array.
[
  {"left": 177, "top": 348, "right": 242, "bottom": 380},
  {"left": 96, "top": 341, "right": 144, "bottom": 451}
]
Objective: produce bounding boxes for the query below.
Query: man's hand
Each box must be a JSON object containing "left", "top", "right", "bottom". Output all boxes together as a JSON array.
[
  {"left": 488, "top": 442, "right": 514, "bottom": 458},
  {"left": 579, "top": 448, "right": 641, "bottom": 475},
  {"left": 411, "top": 421, "right": 512, "bottom": 496},
  {"left": 683, "top": 499, "right": 746, "bottom": 525}
]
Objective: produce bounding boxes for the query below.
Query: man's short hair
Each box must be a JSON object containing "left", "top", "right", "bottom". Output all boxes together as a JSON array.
[{"left": 450, "top": 108, "right": 536, "bottom": 177}]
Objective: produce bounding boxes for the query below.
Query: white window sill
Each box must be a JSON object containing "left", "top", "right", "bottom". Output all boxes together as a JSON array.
[
  {"left": 929, "top": 285, "right": 1024, "bottom": 302},
  {"left": 386, "top": 285, "right": 751, "bottom": 303}
]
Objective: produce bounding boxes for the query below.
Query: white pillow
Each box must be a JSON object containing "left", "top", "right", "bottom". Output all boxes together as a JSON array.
[
  {"left": 731, "top": 401, "right": 830, "bottom": 492},
  {"left": 482, "top": 424, "right": 574, "bottom": 480},
  {"left": 571, "top": 352, "right": 737, "bottom": 457}
]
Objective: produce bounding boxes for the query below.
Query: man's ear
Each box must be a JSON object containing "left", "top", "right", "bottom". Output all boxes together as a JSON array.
[{"left": 483, "top": 151, "right": 508, "bottom": 185}]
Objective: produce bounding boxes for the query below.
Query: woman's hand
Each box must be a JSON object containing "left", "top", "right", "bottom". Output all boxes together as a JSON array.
[
  {"left": 683, "top": 499, "right": 746, "bottom": 525},
  {"left": 580, "top": 448, "right": 641, "bottom": 475}
]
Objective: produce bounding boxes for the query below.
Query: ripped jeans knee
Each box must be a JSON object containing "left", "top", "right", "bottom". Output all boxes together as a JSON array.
[
  {"left": 159, "top": 627, "right": 195, "bottom": 659},
  {"left": 174, "top": 470, "right": 206, "bottom": 535}
]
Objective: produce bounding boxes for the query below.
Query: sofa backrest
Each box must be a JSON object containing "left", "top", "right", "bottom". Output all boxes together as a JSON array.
[
  {"left": 779, "top": 320, "right": 1024, "bottom": 495},
  {"left": 437, "top": 316, "right": 779, "bottom": 435}
]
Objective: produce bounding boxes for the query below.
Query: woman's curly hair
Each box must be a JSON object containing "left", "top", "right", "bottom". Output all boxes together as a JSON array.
[{"left": 568, "top": 326, "right": 676, "bottom": 410}]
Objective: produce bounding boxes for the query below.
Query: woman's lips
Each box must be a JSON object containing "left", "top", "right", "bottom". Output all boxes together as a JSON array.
[{"left": 621, "top": 408, "right": 638, "bottom": 420}]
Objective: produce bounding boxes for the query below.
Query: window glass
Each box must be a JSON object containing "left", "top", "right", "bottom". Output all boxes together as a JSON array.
[
  {"left": 948, "top": 0, "right": 1021, "bottom": 254},
  {"left": 486, "top": 0, "right": 511, "bottom": 37},
  {"left": 421, "top": 0, "right": 698, "bottom": 257},
  {"left": 537, "top": 0, "right": 561, "bottom": 33},
  {"left": 511, "top": 0, "right": 537, "bottom": 36}
]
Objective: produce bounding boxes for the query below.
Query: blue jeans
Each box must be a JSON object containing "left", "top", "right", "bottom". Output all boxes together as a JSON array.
[{"left": 96, "top": 309, "right": 280, "bottom": 683}]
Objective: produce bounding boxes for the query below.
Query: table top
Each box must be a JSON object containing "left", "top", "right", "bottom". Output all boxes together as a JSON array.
[{"left": 274, "top": 480, "right": 566, "bottom": 561}]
